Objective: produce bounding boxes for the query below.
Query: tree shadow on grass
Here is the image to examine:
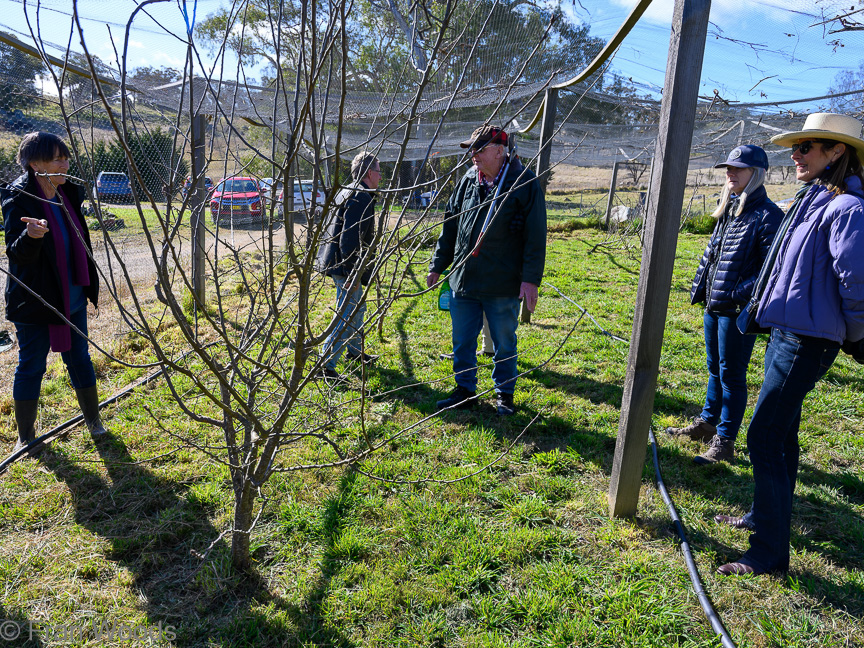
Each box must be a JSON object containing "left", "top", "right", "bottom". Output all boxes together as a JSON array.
[
  {"left": 37, "top": 432, "right": 359, "bottom": 647},
  {"left": 0, "top": 603, "right": 44, "bottom": 647}
]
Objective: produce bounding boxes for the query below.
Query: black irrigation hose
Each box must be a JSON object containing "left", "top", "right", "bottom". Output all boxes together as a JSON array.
[
  {"left": 0, "top": 368, "right": 166, "bottom": 476},
  {"left": 649, "top": 427, "right": 737, "bottom": 648}
]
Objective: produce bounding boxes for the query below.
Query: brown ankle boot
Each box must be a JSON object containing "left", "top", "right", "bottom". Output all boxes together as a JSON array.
[
  {"left": 694, "top": 435, "right": 735, "bottom": 465},
  {"left": 665, "top": 417, "right": 716, "bottom": 442}
]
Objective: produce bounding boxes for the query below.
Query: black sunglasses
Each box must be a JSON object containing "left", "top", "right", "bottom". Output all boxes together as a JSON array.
[{"left": 791, "top": 139, "right": 836, "bottom": 155}]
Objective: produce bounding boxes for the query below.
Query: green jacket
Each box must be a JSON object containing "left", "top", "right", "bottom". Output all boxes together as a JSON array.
[{"left": 430, "top": 159, "right": 547, "bottom": 299}]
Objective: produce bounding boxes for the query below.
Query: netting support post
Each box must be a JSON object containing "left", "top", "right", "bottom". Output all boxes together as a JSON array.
[
  {"left": 604, "top": 160, "right": 621, "bottom": 230},
  {"left": 190, "top": 113, "right": 207, "bottom": 306},
  {"left": 524, "top": 87, "right": 558, "bottom": 324},
  {"left": 535, "top": 87, "right": 558, "bottom": 191},
  {"left": 608, "top": 0, "right": 712, "bottom": 518}
]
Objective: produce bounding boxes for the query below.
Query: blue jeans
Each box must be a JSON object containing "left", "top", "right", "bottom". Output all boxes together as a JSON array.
[
  {"left": 700, "top": 310, "right": 758, "bottom": 442},
  {"left": 13, "top": 308, "right": 97, "bottom": 401},
  {"left": 450, "top": 294, "right": 520, "bottom": 394},
  {"left": 742, "top": 329, "right": 839, "bottom": 572},
  {"left": 322, "top": 274, "right": 366, "bottom": 370}
]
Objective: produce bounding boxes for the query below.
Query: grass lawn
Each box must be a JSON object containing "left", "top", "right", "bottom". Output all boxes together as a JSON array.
[{"left": 0, "top": 228, "right": 862, "bottom": 647}]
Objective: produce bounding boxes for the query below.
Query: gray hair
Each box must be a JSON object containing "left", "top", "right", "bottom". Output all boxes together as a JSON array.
[
  {"left": 351, "top": 152, "right": 379, "bottom": 181},
  {"left": 17, "top": 131, "right": 71, "bottom": 174},
  {"left": 711, "top": 166, "right": 766, "bottom": 219}
]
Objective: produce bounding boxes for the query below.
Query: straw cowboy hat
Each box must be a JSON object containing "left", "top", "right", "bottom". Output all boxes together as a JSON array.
[{"left": 771, "top": 112, "right": 864, "bottom": 161}]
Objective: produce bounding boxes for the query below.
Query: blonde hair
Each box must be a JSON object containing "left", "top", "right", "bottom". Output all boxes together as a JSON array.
[{"left": 711, "top": 166, "right": 766, "bottom": 219}]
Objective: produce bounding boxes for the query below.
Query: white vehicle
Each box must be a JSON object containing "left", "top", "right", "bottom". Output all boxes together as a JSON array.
[{"left": 277, "top": 179, "right": 325, "bottom": 219}]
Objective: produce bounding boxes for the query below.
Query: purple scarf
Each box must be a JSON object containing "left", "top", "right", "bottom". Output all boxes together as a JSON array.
[{"left": 35, "top": 182, "right": 90, "bottom": 352}]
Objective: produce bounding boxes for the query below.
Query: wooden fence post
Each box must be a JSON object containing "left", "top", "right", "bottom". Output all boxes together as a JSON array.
[
  {"left": 190, "top": 113, "right": 207, "bottom": 306},
  {"left": 608, "top": 0, "right": 713, "bottom": 518},
  {"left": 604, "top": 160, "right": 621, "bottom": 230}
]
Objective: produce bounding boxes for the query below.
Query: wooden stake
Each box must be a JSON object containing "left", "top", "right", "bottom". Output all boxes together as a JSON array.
[{"left": 608, "top": 0, "right": 712, "bottom": 518}]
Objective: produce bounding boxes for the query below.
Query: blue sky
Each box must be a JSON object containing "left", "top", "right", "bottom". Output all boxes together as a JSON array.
[
  {"left": 571, "top": 0, "right": 864, "bottom": 112},
  {"left": 1, "top": 0, "right": 861, "bottom": 113}
]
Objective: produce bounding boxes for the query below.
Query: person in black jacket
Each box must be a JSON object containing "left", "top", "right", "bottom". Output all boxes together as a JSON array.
[
  {"left": 427, "top": 126, "right": 547, "bottom": 416},
  {"left": 2, "top": 132, "right": 106, "bottom": 455},
  {"left": 666, "top": 145, "right": 782, "bottom": 466},
  {"left": 314, "top": 152, "right": 380, "bottom": 380}
]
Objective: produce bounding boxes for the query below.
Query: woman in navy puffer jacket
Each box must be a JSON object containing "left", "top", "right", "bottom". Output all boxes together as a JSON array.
[
  {"left": 666, "top": 145, "right": 782, "bottom": 466},
  {"left": 717, "top": 113, "right": 864, "bottom": 577}
]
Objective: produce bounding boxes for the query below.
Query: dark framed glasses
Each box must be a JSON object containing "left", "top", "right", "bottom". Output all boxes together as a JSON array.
[
  {"left": 791, "top": 139, "right": 835, "bottom": 155},
  {"left": 791, "top": 141, "right": 817, "bottom": 155}
]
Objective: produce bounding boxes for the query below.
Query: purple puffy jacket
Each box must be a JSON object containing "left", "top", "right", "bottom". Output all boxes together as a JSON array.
[{"left": 757, "top": 175, "right": 864, "bottom": 344}]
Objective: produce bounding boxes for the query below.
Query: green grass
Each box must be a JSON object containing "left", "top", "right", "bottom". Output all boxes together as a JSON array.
[{"left": 1, "top": 229, "right": 862, "bottom": 647}]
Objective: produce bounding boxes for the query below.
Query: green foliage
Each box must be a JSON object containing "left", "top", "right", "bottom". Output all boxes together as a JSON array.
[
  {"left": 1, "top": 229, "right": 862, "bottom": 647},
  {"left": 0, "top": 143, "right": 19, "bottom": 182},
  {"left": 0, "top": 43, "right": 42, "bottom": 109},
  {"left": 72, "top": 128, "right": 188, "bottom": 201}
]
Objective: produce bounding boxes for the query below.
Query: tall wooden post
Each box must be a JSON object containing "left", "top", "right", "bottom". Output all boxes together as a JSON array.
[
  {"left": 608, "top": 0, "right": 712, "bottom": 517},
  {"left": 190, "top": 113, "right": 207, "bottom": 306},
  {"left": 522, "top": 87, "right": 559, "bottom": 323},
  {"left": 604, "top": 160, "right": 621, "bottom": 230},
  {"left": 535, "top": 87, "right": 558, "bottom": 189}
]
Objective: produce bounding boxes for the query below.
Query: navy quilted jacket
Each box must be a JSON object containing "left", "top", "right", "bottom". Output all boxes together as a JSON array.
[{"left": 690, "top": 185, "right": 783, "bottom": 312}]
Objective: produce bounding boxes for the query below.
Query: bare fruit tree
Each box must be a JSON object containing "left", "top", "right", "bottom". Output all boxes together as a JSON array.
[{"left": 14, "top": 0, "right": 615, "bottom": 571}]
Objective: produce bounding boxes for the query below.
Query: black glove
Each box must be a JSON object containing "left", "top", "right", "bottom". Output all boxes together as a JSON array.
[{"left": 841, "top": 338, "right": 864, "bottom": 365}]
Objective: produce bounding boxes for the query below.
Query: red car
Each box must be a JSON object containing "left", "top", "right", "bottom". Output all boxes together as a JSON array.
[{"left": 210, "top": 176, "right": 264, "bottom": 227}]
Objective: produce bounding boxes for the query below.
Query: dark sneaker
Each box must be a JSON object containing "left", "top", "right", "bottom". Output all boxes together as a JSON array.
[
  {"left": 314, "top": 367, "right": 343, "bottom": 382},
  {"left": 346, "top": 350, "right": 378, "bottom": 365},
  {"left": 693, "top": 435, "right": 735, "bottom": 465},
  {"left": 496, "top": 392, "right": 516, "bottom": 416},
  {"left": 714, "top": 514, "right": 755, "bottom": 531},
  {"left": 436, "top": 386, "right": 477, "bottom": 411},
  {"left": 665, "top": 417, "right": 716, "bottom": 442}
]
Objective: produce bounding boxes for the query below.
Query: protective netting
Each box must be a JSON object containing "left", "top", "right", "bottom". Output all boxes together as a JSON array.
[
  {"left": 0, "top": 0, "right": 862, "bottom": 173},
  {"left": 0, "top": 0, "right": 860, "bottom": 289}
]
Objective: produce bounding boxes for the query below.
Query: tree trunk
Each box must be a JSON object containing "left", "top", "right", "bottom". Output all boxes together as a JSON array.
[{"left": 231, "top": 481, "right": 256, "bottom": 572}]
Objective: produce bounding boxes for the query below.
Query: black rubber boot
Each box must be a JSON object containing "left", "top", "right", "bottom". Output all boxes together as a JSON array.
[
  {"left": 13, "top": 399, "right": 41, "bottom": 456},
  {"left": 75, "top": 386, "right": 108, "bottom": 437}
]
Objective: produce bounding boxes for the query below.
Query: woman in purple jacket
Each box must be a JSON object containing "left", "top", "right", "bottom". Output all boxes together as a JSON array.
[{"left": 717, "top": 113, "right": 864, "bottom": 576}]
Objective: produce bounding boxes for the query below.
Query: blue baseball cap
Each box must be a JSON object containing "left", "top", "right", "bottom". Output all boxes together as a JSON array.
[{"left": 714, "top": 144, "right": 769, "bottom": 170}]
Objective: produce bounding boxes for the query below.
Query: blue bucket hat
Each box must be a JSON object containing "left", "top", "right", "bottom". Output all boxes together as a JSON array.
[{"left": 714, "top": 144, "right": 769, "bottom": 170}]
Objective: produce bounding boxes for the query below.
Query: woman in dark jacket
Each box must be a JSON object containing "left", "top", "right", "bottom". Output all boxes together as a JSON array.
[
  {"left": 717, "top": 113, "right": 864, "bottom": 576},
  {"left": 667, "top": 145, "right": 782, "bottom": 465},
  {"left": 3, "top": 132, "right": 106, "bottom": 455}
]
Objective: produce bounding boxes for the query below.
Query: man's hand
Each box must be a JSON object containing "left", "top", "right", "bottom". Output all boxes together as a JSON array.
[
  {"left": 519, "top": 282, "right": 539, "bottom": 312},
  {"left": 426, "top": 272, "right": 441, "bottom": 289},
  {"left": 21, "top": 217, "right": 49, "bottom": 239}
]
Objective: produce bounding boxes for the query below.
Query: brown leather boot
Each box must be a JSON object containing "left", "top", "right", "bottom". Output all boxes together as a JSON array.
[
  {"left": 665, "top": 417, "right": 716, "bottom": 442},
  {"left": 694, "top": 435, "right": 735, "bottom": 465}
]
